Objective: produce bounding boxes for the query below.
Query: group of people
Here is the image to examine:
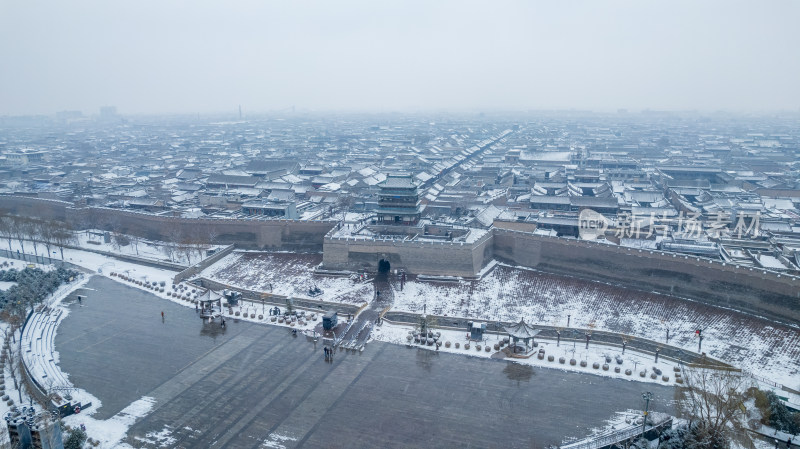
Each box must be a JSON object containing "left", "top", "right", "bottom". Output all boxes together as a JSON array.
[{"left": 323, "top": 346, "right": 334, "bottom": 361}]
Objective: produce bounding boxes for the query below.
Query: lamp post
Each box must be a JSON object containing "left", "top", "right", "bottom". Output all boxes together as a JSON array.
[
  {"left": 641, "top": 392, "right": 653, "bottom": 437},
  {"left": 696, "top": 328, "right": 704, "bottom": 353}
]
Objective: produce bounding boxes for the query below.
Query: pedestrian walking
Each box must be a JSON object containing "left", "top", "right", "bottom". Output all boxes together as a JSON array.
[
  {"left": 787, "top": 437, "right": 793, "bottom": 449},
  {"left": 161, "top": 311, "right": 164, "bottom": 319}
]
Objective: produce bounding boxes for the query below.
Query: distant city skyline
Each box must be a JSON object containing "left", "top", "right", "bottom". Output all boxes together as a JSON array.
[{"left": 1, "top": 0, "right": 799, "bottom": 115}]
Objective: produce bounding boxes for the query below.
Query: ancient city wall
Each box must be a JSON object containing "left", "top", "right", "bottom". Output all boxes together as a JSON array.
[
  {"left": 0, "top": 196, "right": 335, "bottom": 250},
  {"left": 494, "top": 229, "right": 800, "bottom": 325},
  {"left": 322, "top": 229, "right": 494, "bottom": 277},
  {"left": 0, "top": 196, "right": 70, "bottom": 221},
  {"left": 3, "top": 196, "right": 798, "bottom": 324}
]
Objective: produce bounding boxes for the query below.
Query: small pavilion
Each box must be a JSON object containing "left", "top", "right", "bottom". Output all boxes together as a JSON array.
[
  {"left": 198, "top": 290, "right": 223, "bottom": 322},
  {"left": 503, "top": 319, "right": 541, "bottom": 354}
]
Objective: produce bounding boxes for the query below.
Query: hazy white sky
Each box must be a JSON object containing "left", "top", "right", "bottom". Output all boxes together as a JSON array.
[{"left": 1, "top": 0, "right": 798, "bottom": 115}]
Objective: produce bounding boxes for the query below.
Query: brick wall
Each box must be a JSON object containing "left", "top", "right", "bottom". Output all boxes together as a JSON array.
[
  {"left": 494, "top": 229, "right": 800, "bottom": 324},
  {"left": 0, "top": 196, "right": 335, "bottom": 250},
  {"left": 322, "top": 230, "right": 494, "bottom": 277}
]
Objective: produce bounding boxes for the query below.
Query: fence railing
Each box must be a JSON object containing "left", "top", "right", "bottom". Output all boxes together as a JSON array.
[{"left": 562, "top": 416, "right": 672, "bottom": 449}]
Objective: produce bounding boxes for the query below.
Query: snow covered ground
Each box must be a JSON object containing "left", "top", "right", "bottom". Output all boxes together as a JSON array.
[
  {"left": 201, "top": 253, "right": 799, "bottom": 391},
  {"left": 72, "top": 230, "right": 224, "bottom": 266},
  {"left": 387, "top": 262, "right": 800, "bottom": 391},
  {"left": 63, "top": 396, "right": 157, "bottom": 449},
  {"left": 201, "top": 252, "right": 370, "bottom": 305},
  {"left": 374, "top": 322, "right": 683, "bottom": 387},
  {"left": 0, "top": 255, "right": 54, "bottom": 272}
]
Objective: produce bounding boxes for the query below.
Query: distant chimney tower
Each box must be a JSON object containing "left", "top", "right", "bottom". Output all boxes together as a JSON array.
[{"left": 239, "top": 105, "right": 242, "bottom": 119}]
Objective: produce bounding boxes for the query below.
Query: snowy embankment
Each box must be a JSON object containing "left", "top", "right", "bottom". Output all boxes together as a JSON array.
[
  {"left": 374, "top": 322, "right": 683, "bottom": 387},
  {"left": 72, "top": 230, "right": 224, "bottom": 266},
  {"left": 201, "top": 251, "right": 370, "bottom": 305},
  {"left": 389, "top": 262, "right": 800, "bottom": 392}
]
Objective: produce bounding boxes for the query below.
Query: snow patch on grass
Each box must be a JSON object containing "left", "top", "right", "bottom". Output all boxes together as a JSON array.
[{"left": 67, "top": 396, "right": 156, "bottom": 449}]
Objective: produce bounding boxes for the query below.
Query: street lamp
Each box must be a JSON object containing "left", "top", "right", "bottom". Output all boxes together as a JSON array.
[
  {"left": 641, "top": 392, "right": 653, "bottom": 436},
  {"left": 696, "top": 328, "right": 704, "bottom": 353}
]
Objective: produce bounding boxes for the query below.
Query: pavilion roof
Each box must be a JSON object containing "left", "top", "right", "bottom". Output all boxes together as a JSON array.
[
  {"left": 504, "top": 319, "right": 541, "bottom": 339},
  {"left": 197, "top": 289, "right": 222, "bottom": 303}
]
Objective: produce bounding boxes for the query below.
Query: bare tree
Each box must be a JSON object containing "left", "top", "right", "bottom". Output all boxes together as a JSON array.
[
  {"left": 10, "top": 215, "right": 28, "bottom": 257},
  {"left": 162, "top": 242, "right": 176, "bottom": 263},
  {"left": 129, "top": 233, "right": 141, "bottom": 255},
  {"left": 674, "top": 367, "right": 753, "bottom": 448},
  {"left": 40, "top": 220, "right": 57, "bottom": 262},
  {"left": 0, "top": 213, "right": 15, "bottom": 253},
  {"left": 52, "top": 221, "right": 76, "bottom": 261},
  {"left": 164, "top": 221, "right": 185, "bottom": 263},
  {"left": 111, "top": 232, "right": 130, "bottom": 251},
  {"left": 180, "top": 240, "right": 194, "bottom": 265},
  {"left": 30, "top": 219, "right": 48, "bottom": 262},
  {"left": 3, "top": 330, "right": 23, "bottom": 403},
  {"left": 1, "top": 308, "right": 25, "bottom": 341}
]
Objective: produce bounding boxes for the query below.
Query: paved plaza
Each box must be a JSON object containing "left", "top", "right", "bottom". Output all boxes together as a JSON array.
[{"left": 55, "top": 276, "right": 675, "bottom": 448}]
